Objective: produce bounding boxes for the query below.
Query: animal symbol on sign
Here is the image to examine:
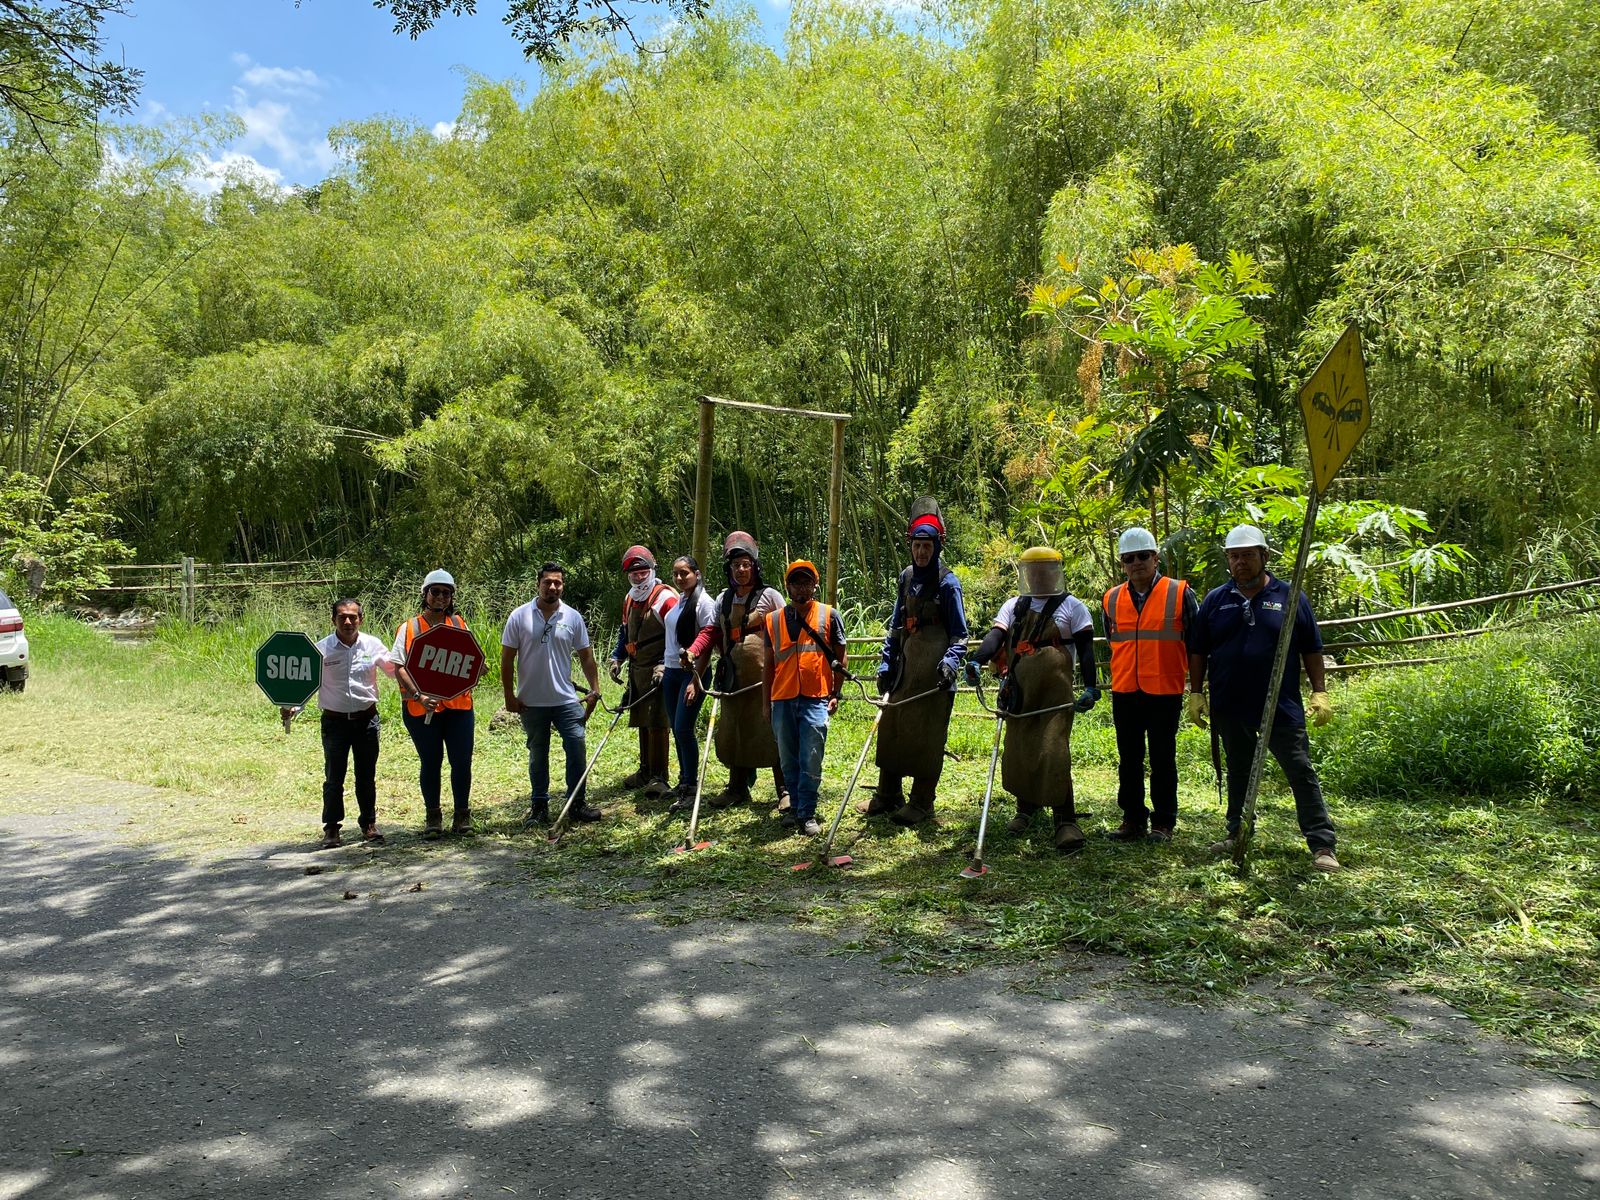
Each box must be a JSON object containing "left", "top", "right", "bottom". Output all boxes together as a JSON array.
[{"left": 1309, "top": 369, "right": 1364, "bottom": 454}]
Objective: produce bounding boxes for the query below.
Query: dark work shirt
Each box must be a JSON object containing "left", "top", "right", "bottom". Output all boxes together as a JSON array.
[{"left": 1191, "top": 574, "right": 1323, "bottom": 728}]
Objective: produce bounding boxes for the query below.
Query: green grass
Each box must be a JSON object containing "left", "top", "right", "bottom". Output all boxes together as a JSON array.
[{"left": 2, "top": 609, "right": 1597, "bottom": 1068}]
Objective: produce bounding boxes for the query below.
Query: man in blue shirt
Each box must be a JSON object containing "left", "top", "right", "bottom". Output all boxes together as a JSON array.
[{"left": 1188, "top": 524, "right": 1340, "bottom": 872}]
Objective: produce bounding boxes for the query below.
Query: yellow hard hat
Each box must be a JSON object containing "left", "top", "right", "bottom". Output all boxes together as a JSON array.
[{"left": 1017, "top": 546, "right": 1063, "bottom": 565}]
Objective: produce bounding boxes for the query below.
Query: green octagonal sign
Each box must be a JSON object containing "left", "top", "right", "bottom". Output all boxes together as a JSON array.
[{"left": 255, "top": 630, "right": 322, "bottom": 707}]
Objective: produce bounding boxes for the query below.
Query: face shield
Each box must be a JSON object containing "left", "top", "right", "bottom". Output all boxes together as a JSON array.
[{"left": 1016, "top": 550, "right": 1063, "bottom": 598}]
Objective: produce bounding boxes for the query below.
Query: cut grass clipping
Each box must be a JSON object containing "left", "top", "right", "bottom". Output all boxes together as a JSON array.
[{"left": 1, "top": 606, "right": 1595, "bottom": 1067}]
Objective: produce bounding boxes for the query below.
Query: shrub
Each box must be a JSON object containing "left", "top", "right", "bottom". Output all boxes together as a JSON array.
[{"left": 1321, "top": 617, "right": 1599, "bottom": 799}]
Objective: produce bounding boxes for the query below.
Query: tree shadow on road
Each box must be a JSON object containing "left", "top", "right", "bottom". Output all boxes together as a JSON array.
[{"left": 1, "top": 824, "right": 1595, "bottom": 1199}]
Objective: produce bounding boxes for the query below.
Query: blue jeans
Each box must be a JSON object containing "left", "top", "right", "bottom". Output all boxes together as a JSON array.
[
  {"left": 771, "top": 696, "right": 830, "bottom": 821},
  {"left": 402, "top": 707, "right": 474, "bottom": 817},
  {"left": 660, "top": 666, "right": 706, "bottom": 790},
  {"left": 520, "top": 703, "right": 589, "bottom": 811}
]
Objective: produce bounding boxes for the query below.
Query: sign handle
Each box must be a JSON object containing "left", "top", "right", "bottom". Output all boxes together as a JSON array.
[
  {"left": 280, "top": 705, "right": 302, "bottom": 735},
  {"left": 1232, "top": 488, "right": 1320, "bottom": 873}
]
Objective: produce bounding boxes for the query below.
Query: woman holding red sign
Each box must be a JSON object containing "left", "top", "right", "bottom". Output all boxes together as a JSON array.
[{"left": 389, "top": 569, "right": 476, "bottom": 837}]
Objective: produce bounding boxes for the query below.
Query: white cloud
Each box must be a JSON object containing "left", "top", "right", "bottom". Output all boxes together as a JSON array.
[
  {"left": 218, "top": 56, "right": 338, "bottom": 179},
  {"left": 186, "top": 151, "right": 285, "bottom": 196},
  {"left": 431, "top": 120, "right": 457, "bottom": 140},
  {"left": 239, "top": 64, "right": 325, "bottom": 95}
]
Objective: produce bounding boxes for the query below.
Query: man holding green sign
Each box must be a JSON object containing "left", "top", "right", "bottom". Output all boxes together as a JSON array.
[{"left": 265, "top": 600, "right": 396, "bottom": 849}]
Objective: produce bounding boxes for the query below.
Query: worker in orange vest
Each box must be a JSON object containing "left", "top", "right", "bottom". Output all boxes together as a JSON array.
[
  {"left": 762, "top": 560, "right": 848, "bottom": 837},
  {"left": 1102, "top": 527, "right": 1198, "bottom": 843}
]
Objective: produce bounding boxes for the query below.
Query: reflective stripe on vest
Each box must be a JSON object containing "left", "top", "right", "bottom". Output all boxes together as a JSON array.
[
  {"left": 401, "top": 613, "right": 474, "bottom": 715},
  {"left": 766, "top": 602, "right": 836, "bottom": 701},
  {"left": 1104, "top": 575, "right": 1187, "bottom": 695}
]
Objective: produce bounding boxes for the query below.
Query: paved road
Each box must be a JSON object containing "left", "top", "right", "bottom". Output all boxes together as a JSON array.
[{"left": 0, "top": 787, "right": 1595, "bottom": 1199}]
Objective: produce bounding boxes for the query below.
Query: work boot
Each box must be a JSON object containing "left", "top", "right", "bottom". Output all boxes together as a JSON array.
[
  {"left": 1053, "top": 812, "right": 1086, "bottom": 853},
  {"left": 522, "top": 803, "right": 550, "bottom": 829},
  {"left": 1146, "top": 827, "right": 1173, "bottom": 844},
  {"left": 621, "top": 767, "right": 650, "bottom": 790},
  {"left": 570, "top": 801, "right": 603, "bottom": 823},
  {"left": 891, "top": 800, "right": 934, "bottom": 827},
  {"left": 858, "top": 785, "right": 903, "bottom": 816},
  {"left": 1311, "top": 847, "right": 1341, "bottom": 873},
  {"left": 643, "top": 774, "right": 671, "bottom": 800},
  {"left": 1005, "top": 809, "right": 1035, "bottom": 835},
  {"left": 1209, "top": 835, "right": 1238, "bottom": 856},
  {"left": 423, "top": 811, "right": 443, "bottom": 839},
  {"left": 320, "top": 823, "right": 341, "bottom": 849},
  {"left": 451, "top": 809, "right": 474, "bottom": 835},
  {"left": 668, "top": 792, "right": 696, "bottom": 815},
  {"left": 707, "top": 783, "right": 741, "bottom": 809},
  {"left": 1107, "top": 819, "right": 1147, "bottom": 843},
  {"left": 360, "top": 822, "right": 385, "bottom": 845}
]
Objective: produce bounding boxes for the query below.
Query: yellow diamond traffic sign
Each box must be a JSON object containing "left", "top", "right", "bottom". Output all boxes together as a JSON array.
[{"left": 1299, "top": 324, "right": 1370, "bottom": 494}]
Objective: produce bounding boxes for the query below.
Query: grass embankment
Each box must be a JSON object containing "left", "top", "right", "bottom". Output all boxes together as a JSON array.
[{"left": 1, "top": 608, "right": 1596, "bottom": 1067}]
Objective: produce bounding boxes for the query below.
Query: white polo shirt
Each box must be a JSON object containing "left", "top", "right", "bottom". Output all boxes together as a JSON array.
[
  {"left": 502, "top": 600, "right": 591, "bottom": 707},
  {"left": 316, "top": 631, "right": 387, "bottom": 713}
]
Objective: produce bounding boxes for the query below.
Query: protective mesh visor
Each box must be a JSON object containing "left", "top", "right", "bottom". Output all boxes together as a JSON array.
[{"left": 1017, "top": 559, "right": 1063, "bottom": 597}]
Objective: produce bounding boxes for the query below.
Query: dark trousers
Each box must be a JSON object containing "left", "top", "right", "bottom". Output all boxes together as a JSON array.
[
  {"left": 1214, "top": 712, "right": 1336, "bottom": 851},
  {"left": 661, "top": 666, "right": 707, "bottom": 789},
  {"left": 320, "top": 709, "right": 379, "bottom": 828},
  {"left": 520, "top": 703, "right": 588, "bottom": 810},
  {"left": 1112, "top": 691, "right": 1182, "bottom": 830},
  {"left": 402, "top": 707, "right": 474, "bottom": 817}
]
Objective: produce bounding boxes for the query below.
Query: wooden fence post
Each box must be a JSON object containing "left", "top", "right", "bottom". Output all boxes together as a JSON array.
[{"left": 181, "top": 557, "right": 195, "bottom": 623}]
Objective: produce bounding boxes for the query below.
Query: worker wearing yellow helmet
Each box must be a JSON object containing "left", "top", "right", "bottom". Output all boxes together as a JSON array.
[{"left": 965, "top": 546, "right": 1101, "bottom": 852}]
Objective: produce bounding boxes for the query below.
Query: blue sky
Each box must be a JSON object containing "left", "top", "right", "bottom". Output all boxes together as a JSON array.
[{"left": 103, "top": 1, "right": 788, "bottom": 190}]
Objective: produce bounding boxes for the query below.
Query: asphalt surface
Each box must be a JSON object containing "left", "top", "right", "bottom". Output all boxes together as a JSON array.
[{"left": 1, "top": 783, "right": 1596, "bottom": 1200}]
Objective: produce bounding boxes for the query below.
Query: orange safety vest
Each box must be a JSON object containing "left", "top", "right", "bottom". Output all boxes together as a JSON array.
[
  {"left": 766, "top": 602, "right": 838, "bottom": 701},
  {"left": 398, "top": 613, "right": 475, "bottom": 717},
  {"left": 1103, "top": 575, "right": 1188, "bottom": 695}
]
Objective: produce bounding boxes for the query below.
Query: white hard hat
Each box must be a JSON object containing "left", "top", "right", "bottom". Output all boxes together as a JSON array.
[
  {"left": 422, "top": 569, "right": 456, "bottom": 590},
  {"left": 1223, "top": 524, "right": 1272, "bottom": 553},
  {"left": 1117, "top": 527, "right": 1158, "bottom": 555}
]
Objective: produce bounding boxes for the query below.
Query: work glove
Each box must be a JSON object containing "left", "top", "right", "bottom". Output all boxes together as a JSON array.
[
  {"left": 938, "top": 661, "right": 958, "bottom": 690},
  {"left": 1308, "top": 691, "right": 1334, "bottom": 727},
  {"left": 607, "top": 658, "right": 623, "bottom": 683},
  {"left": 1072, "top": 685, "right": 1099, "bottom": 713},
  {"left": 876, "top": 672, "right": 892, "bottom": 696},
  {"left": 964, "top": 660, "right": 982, "bottom": 686},
  {"left": 650, "top": 664, "right": 665, "bottom": 686},
  {"left": 1187, "top": 691, "right": 1209, "bottom": 727}
]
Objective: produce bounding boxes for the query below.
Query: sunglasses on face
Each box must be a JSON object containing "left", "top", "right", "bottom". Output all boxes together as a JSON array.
[
  {"left": 1120, "top": 551, "right": 1155, "bottom": 564},
  {"left": 426, "top": 587, "right": 454, "bottom": 598}
]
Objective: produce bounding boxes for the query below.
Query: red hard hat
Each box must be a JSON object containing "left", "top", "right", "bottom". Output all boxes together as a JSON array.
[{"left": 621, "top": 545, "right": 656, "bottom": 571}]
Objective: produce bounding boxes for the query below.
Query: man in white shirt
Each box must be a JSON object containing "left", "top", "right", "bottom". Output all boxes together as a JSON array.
[
  {"left": 501, "top": 562, "right": 603, "bottom": 827},
  {"left": 292, "top": 598, "right": 394, "bottom": 849}
]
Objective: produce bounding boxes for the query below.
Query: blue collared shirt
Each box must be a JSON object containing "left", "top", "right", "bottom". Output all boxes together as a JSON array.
[
  {"left": 1191, "top": 574, "right": 1323, "bottom": 727},
  {"left": 878, "top": 566, "right": 970, "bottom": 687}
]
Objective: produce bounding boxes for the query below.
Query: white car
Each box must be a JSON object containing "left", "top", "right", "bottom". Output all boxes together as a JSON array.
[{"left": 0, "top": 588, "right": 27, "bottom": 692}]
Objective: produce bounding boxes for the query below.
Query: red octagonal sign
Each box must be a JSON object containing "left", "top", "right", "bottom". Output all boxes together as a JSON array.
[{"left": 405, "top": 622, "right": 486, "bottom": 702}]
